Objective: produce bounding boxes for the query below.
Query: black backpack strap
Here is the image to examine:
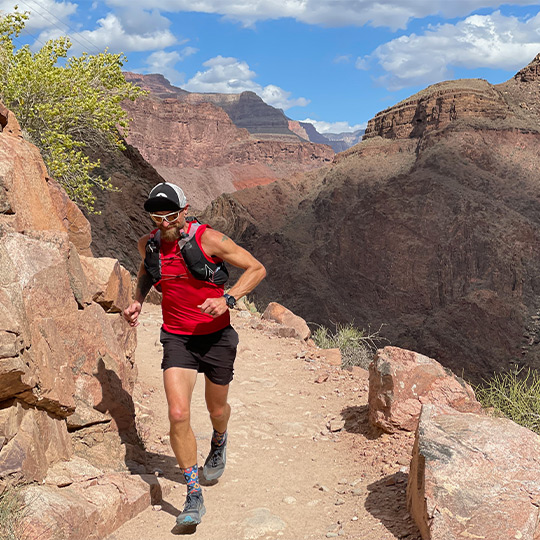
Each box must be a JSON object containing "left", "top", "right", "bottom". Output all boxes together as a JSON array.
[{"left": 144, "top": 230, "right": 162, "bottom": 286}]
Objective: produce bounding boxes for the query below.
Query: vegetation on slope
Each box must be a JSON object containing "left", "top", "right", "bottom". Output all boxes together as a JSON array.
[
  {"left": 476, "top": 368, "right": 540, "bottom": 434},
  {"left": 312, "top": 322, "right": 385, "bottom": 369},
  {"left": 0, "top": 8, "right": 145, "bottom": 211}
]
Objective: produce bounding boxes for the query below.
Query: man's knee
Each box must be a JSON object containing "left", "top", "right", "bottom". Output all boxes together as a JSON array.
[
  {"left": 168, "top": 404, "right": 191, "bottom": 425},
  {"left": 207, "top": 402, "right": 229, "bottom": 420}
]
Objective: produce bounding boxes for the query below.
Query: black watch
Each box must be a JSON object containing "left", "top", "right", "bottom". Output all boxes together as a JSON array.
[{"left": 223, "top": 294, "right": 237, "bottom": 309}]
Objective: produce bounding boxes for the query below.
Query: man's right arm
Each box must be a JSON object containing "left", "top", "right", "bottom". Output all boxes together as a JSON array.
[{"left": 123, "top": 235, "right": 151, "bottom": 327}]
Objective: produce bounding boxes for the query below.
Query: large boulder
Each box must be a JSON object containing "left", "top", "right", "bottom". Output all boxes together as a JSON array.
[
  {"left": 368, "top": 346, "right": 481, "bottom": 433},
  {"left": 408, "top": 404, "right": 540, "bottom": 540},
  {"left": 262, "top": 302, "right": 311, "bottom": 341}
]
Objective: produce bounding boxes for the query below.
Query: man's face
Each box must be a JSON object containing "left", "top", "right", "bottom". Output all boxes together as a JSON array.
[{"left": 149, "top": 207, "right": 188, "bottom": 241}]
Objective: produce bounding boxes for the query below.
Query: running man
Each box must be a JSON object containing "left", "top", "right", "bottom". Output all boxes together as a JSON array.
[{"left": 123, "top": 182, "right": 266, "bottom": 528}]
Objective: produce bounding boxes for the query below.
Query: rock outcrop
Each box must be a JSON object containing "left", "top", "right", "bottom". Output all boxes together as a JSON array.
[
  {"left": 0, "top": 103, "right": 155, "bottom": 538},
  {"left": 363, "top": 79, "right": 509, "bottom": 140},
  {"left": 368, "top": 347, "right": 481, "bottom": 433},
  {"left": 205, "top": 54, "right": 540, "bottom": 382},
  {"left": 408, "top": 404, "right": 540, "bottom": 540}
]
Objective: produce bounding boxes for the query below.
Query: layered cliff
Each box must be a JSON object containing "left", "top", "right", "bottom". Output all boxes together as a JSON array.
[
  {"left": 201, "top": 54, "right": 540, "bottom": 382},
  {"left": 121, "top": 75, "right": 334, "bottom": 211}
]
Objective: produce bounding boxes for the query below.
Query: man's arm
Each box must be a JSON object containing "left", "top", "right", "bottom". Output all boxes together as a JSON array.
[
  {"left": 198, "top": 229, "right": 266, "bottom": 317},
  {"left": 123, "top": 235, "right": 151, "bottom": 327}
]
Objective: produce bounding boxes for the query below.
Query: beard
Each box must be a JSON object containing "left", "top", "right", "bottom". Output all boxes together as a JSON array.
[{"left": 160, "top": 223, "right": 183, "bottom": 242}]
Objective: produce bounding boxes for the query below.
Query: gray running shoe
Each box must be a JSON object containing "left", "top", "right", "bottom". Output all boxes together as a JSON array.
[
  {"left": 203, "top": 435, "right": 227, "bottom": 481},
  {"left": 176, "top": 491, "right": 206, "bottom": 526}
]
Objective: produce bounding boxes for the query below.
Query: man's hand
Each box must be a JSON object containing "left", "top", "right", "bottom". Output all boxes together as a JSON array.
[
  {"left": 198, "top": 296, "right": 228, "bottom": 318},
  {"left": 123, "top": 301, "right": 142, "bottom": 327}
]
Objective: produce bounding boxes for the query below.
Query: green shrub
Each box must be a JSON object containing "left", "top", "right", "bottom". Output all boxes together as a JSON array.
[
  {"left": 0, "top": 486, "right": 26, "bottom": 540},
  {"left": 312, "top": 322, "right": 385, "bottom": 369},
  {"left": 475, "top": 368, "right": 540, "bottom": 434},
  {"left": 0, "top": 8, "right": 145, "bottom": 212}
]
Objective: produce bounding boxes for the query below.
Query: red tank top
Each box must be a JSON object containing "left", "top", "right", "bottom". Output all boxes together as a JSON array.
[{"left": 159, "top": 225, "right": 230, "bottom": 335}]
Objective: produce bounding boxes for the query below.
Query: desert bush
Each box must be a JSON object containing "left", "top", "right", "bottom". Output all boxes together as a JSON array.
[
  {"left": 475, "top": 368, "right": 540, "bottom": 434},
  {"left": 0, "top": 486, "right": 26, "bottom": 540},
  {"left": 0, "top": 8, "right": 145, "bottom": 212},
  {"left": 312, "top": 322, "right": 385, "bottom": 369}
]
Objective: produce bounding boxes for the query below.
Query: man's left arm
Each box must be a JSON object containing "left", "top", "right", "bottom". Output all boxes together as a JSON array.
[{"left": 198, "top": 229, "right": 266, "bottom": 318}]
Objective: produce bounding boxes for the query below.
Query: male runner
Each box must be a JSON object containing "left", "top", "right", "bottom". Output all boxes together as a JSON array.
[{"left": 123, "top": 182, "right": 266, "bottom": 528}]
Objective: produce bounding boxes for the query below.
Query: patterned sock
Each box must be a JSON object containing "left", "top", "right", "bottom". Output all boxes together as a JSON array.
[
  {"left": 182, "top": 464, "right": 201, "bottom": 494},
  {"left": 211, "top": 429, "right": 227, "bottom": 447}
]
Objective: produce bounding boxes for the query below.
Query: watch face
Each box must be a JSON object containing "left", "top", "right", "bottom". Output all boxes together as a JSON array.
[{"left": 225, "top": 295, "right": 236, "bottom": 308}]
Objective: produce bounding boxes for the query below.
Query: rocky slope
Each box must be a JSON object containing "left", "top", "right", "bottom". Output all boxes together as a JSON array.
[{"left": 201, "top": 54, "right": 540, "bottom": 382}]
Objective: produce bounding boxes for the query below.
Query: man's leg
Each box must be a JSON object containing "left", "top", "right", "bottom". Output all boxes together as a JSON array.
[
  {"left": 163, "top": 367, "right": 206, "bottom": 525},
  {"left": 205, "top": 377, "right": 231, "bottom": 433},
  {"left": 163, "top": 367, "right": 198, "bottom": 468},
  {"left": 203, "top": 377, "right": 230, "bottom": 480}
]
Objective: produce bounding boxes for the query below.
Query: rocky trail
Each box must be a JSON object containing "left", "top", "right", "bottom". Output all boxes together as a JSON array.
[{"left": 106, "top": 304, "right": 421, "bottom": 540}]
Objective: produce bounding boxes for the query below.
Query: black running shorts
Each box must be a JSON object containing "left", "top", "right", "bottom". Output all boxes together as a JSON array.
[{"left": 160, "top": 325, "right": 239, "bottom": 385}]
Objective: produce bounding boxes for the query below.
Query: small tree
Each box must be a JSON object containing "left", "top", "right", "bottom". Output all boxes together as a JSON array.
[{"left": 0, "top": 8, "right": 146, "bottom": 211}]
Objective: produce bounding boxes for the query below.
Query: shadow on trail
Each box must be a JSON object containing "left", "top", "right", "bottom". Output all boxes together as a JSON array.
[
  {"left": 94, "top": 358, "right": 187, "bottom": 518},
  {"left": 365, "top": 472, "right": 421, "bottom": 540},
  {"left": 340, "top": 405, "right": 383, "bottom": 440}
]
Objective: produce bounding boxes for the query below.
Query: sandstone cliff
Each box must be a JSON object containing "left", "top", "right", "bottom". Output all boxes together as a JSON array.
[
  {"left": 0, "top": 103, "right": 157, "bottom": 537},
  {"left": 201, "top": 54, "right": 540, "bottom": 382}
]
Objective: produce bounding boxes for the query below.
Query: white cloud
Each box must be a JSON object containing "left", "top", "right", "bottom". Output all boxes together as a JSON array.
[
  {"left": 183, "top": 55, "right": 309, "bottom": 110},
  {"left": 300, "top": 118, "right": 366, "bottom": 134},
  {"left": 333, "top": 54, "right": 352, "bottom": 64},
  {"left": 104, "top": 0, "right": 540, "bottom": 30},
  {"left": 141, "top": 46, "right": 197, "bottom": 84},
  {"left": 0, "top": 0, "right": 76, "bottom": 32},
  {"left": 360, "top": 10, "right": 540, "bottom": 90},
  {"left": 38, "top": 12, "right": 176, "bottom": 54},
  {"left": 143, "top": 50, "right": 184, "bottom": 84}
]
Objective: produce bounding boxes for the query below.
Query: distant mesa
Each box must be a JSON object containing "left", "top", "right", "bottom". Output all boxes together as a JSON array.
[{"left": 124, "top": 72, "right": 362, "bottom": 153}]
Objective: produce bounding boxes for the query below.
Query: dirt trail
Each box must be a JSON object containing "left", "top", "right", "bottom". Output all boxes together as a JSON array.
[{"left": 106, "top": 304, "right": 421, "bottom": 540}]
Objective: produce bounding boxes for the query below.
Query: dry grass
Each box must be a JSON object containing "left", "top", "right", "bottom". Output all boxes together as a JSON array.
[
  {"left": 312, "top": 322, "right": 386, "bottom": 370},
  {"left": 0, "top": 486, "right": 26, "bottom": 540},
  {"left": 475, "top": 368, "right": 540, "bottom": 433}
]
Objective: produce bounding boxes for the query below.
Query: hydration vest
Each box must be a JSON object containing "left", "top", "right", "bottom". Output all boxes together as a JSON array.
[{"left": 144, "top": 218, "right": 229, "bottom": 288}]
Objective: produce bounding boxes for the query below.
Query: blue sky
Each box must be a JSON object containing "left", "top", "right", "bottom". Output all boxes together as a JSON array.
[{"left": 2, "top": 1, "right": 540, "bottom": 133}]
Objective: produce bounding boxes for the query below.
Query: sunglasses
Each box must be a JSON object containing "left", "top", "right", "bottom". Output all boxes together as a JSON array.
[{"left": 149, "top": 209, "right": 184, "bottom": 224}]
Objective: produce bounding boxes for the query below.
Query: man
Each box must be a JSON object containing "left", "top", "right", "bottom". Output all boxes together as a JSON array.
[{"left": 123, "top": 182, "right": 266, "bottom": 528}]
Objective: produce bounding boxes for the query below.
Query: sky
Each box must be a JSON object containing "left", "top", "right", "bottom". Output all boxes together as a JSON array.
[{"left": 2, "top": 1, "right": 540, "bottom": 134}]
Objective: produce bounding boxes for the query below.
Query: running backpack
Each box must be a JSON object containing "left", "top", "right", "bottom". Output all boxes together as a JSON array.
[{"left": 144, "top": 217, "right": 229, "bottom": 287}]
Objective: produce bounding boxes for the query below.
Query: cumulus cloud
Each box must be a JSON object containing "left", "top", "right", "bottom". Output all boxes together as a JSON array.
[
  {"left": 38, "top": 12, "right": 176, "bottom": 54},
  {"left": 0, "top": 0, "right": 76, "bottom": 32},
  {"left": 300, "top": 118, "right": 366, "bottom": 134},
  {"left": 184, "top": 56, "right": 309, "bottom": 110},
  {"left": 141, "top": 46, "right": 197, "bottom": 84},
  {"left": 104, "top": 0, "right": 540, "bottom": 30},
  {"left": 360, "top": 10, "right": 540, "bottom": 90}
]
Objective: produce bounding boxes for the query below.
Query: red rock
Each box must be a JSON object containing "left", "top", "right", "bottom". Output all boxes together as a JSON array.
[
  {"left": 0, "top": 129, "right": 65, "bottom": 233},
  {"left": 262, "top": 302, "right": 311, "bottom": 341},
  {"left": 321, "top": 348, "right": 342, "bottom": 366},
  {"left": 0, "top": 400, "right": 72, "bottom": 487},
  {"left": 368, "top": 346, "right": 481, "bottom": 433},
  {"left": 408, "top": 404, "right": 540, "bottom": 540},
  {"left": 80, "top": 256, "right": 132, "bottom": 313},
  {"left": 46, "top": 177, "right": 93, "bottom": 256},
  {"left": 20, "top": 473, "right": 158, "bottom": 540}
]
